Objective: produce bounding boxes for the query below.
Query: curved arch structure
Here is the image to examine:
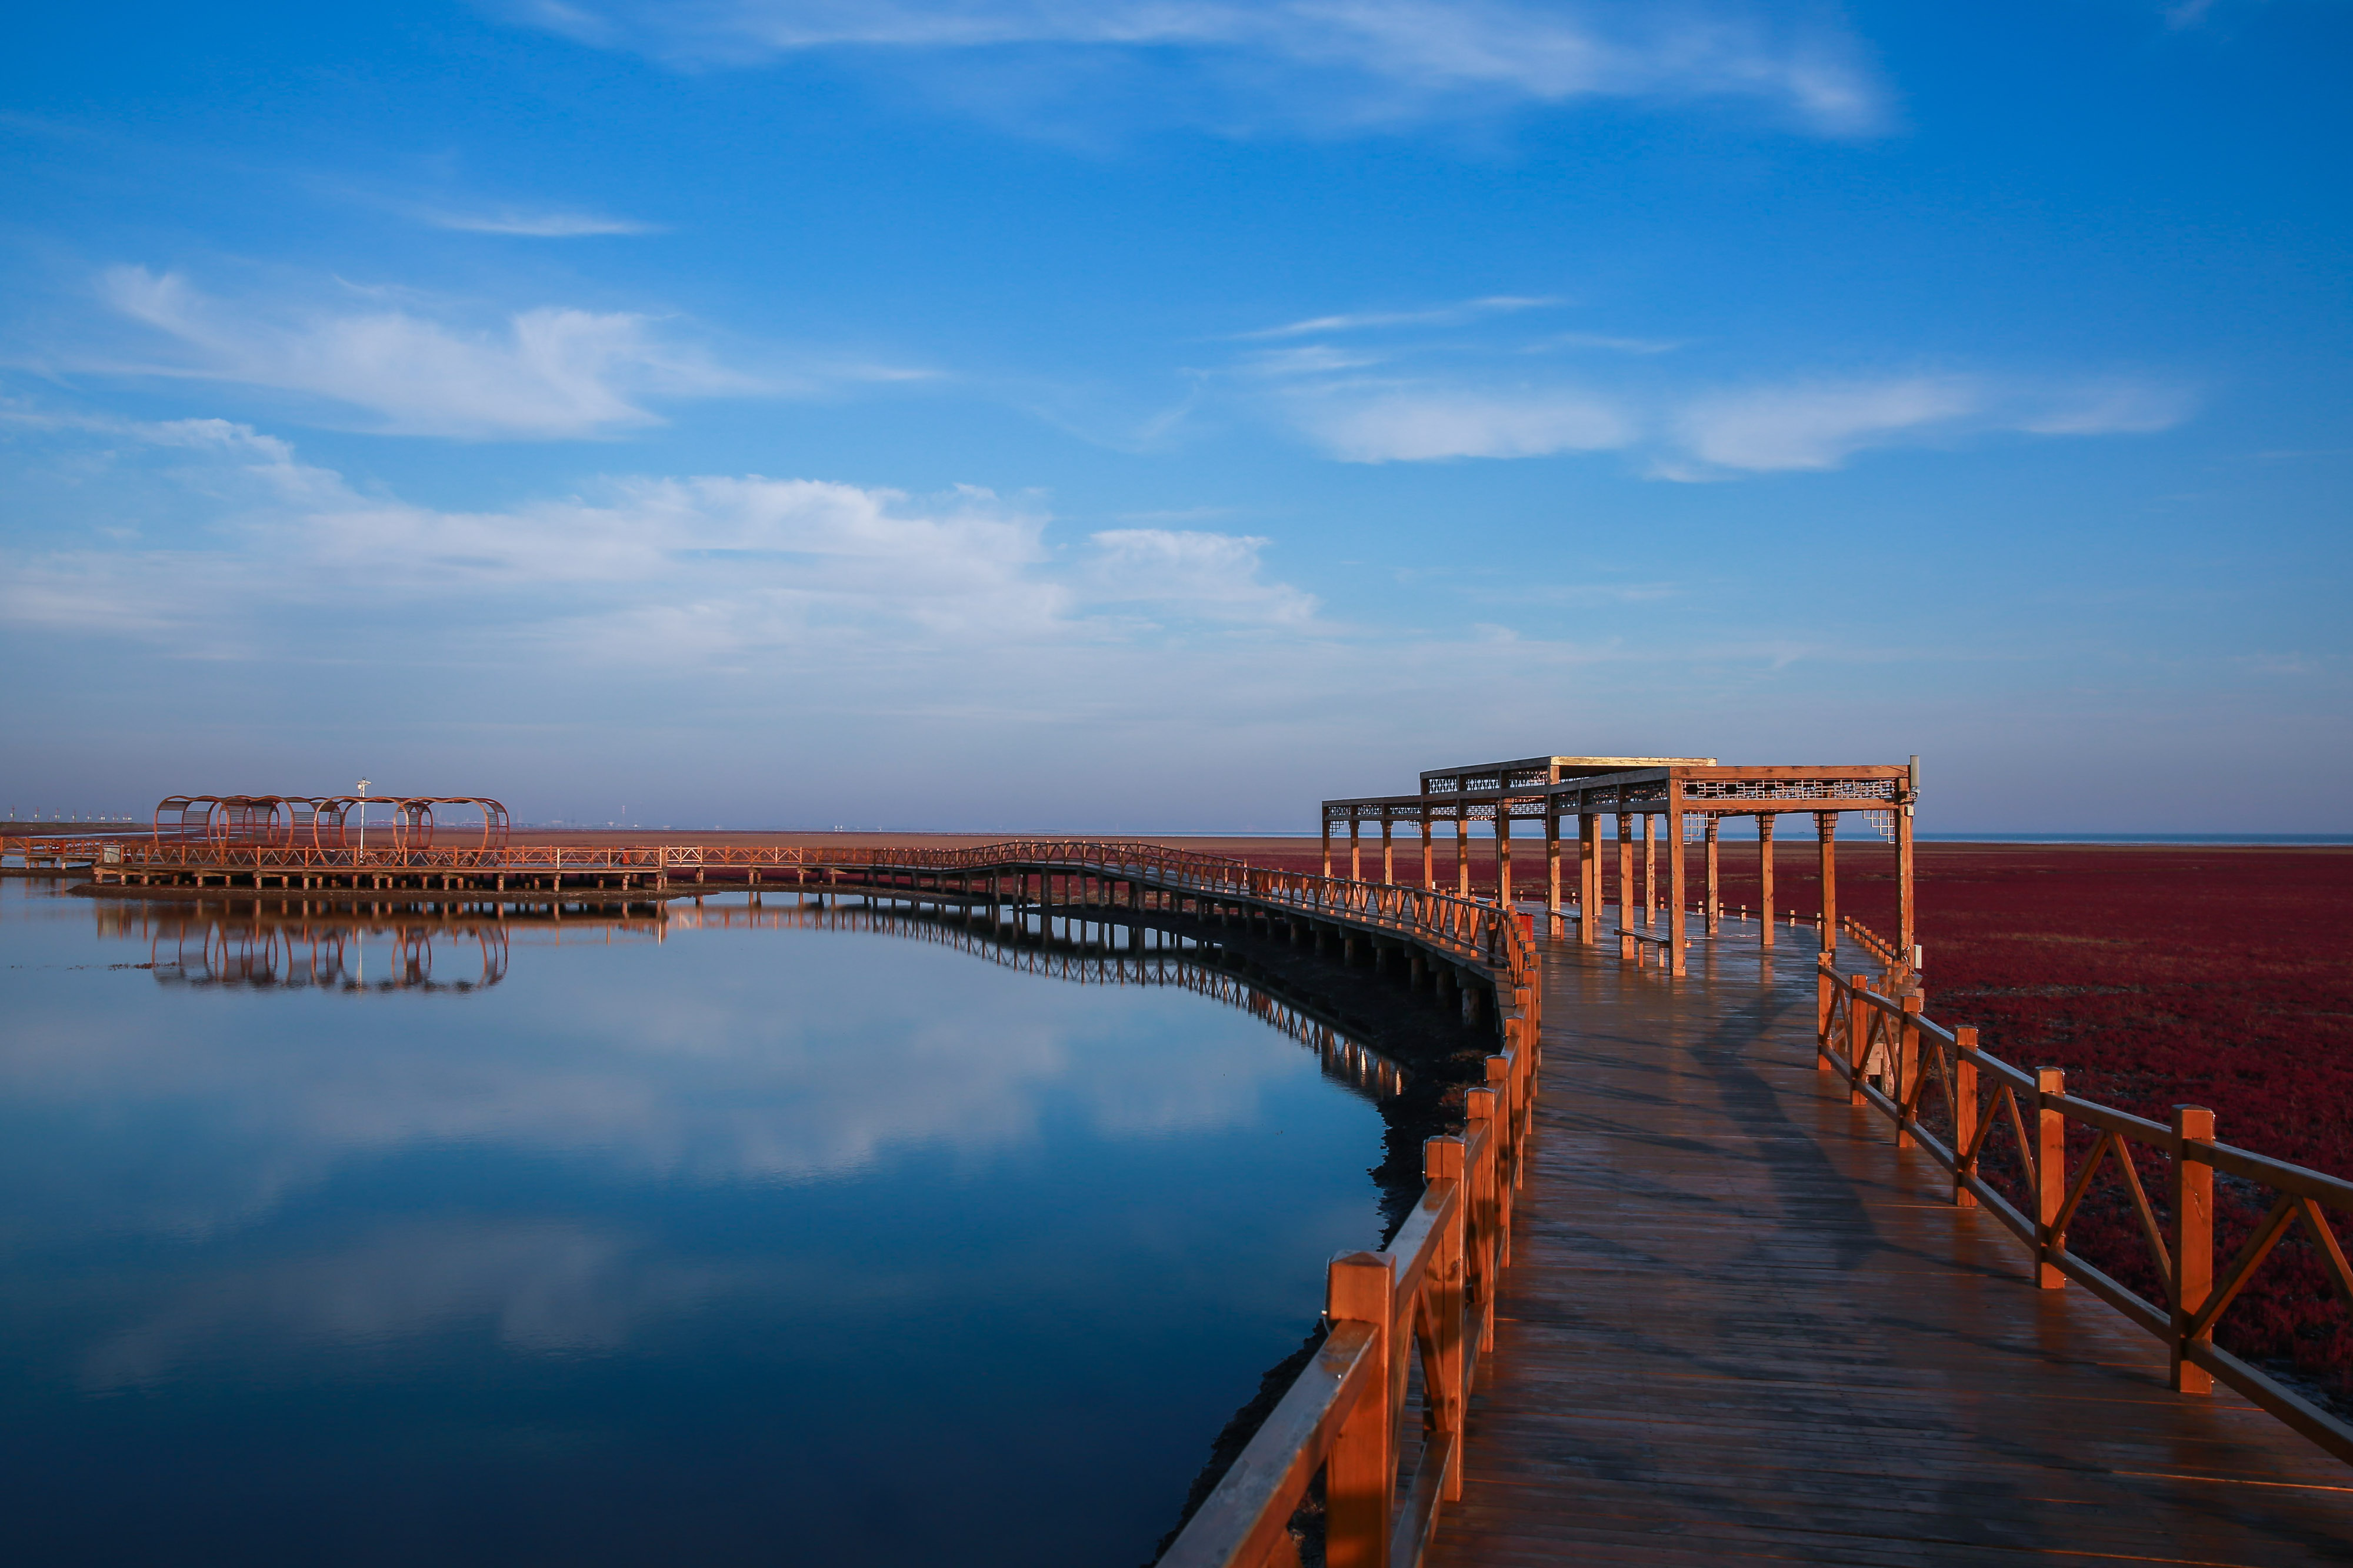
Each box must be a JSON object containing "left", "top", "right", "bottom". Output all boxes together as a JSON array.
[{"left": 149, "top": 795, "right": 509, "bottom": 853}]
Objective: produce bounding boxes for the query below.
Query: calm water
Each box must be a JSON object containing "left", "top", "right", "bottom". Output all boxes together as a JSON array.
[{"left": 0, "top": 882, "right": 1394, "bottom": 1566}]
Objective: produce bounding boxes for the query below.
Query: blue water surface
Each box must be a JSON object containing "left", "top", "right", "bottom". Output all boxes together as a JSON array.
[{"left": 0, "top": 882, "right": 1391, "bottom": 1566}]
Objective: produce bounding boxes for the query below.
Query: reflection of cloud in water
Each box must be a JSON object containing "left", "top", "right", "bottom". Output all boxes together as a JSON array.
[
  {"left": 0, "top": 925, "right": 1312, "bottom": 1244},
  {"left": 82, "top": 1219, "right": 728, "bottom": 1388}
]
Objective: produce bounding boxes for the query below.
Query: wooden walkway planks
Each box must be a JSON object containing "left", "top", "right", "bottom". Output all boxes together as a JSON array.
[{"left": 1429, "top": 931, "right": 2353, "bottom": 1567}]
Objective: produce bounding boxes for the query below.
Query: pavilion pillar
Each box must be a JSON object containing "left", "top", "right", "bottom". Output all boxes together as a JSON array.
[
  {"left": 1704, "top": 816, "right": 1721, "bottom": 933},
  {"left": 1381, "top": 816, "right": 1395, "bottom": 886},
  {"left": 1615, "top": 813, "right": 1634, "bottom": 939},
  {"left": 1898, "top": 755, "right": 1919, "bottom": 966},
  {"left": 1667, "top": 783, "right": 1688, "bottom": 977},
  {"left": 1544, "top": 811, "right": 1561, "bottom": 926},
  {"left": 1817, "top": 812, "right": 1838, "bottom": 955},
  {"left": 1321, "top": 820, "right": 1332, "bottom": 879},
  {"left": 1455, "top": 813, "right": 1469, "bottom": 898},
  {"left": 1578, "top": 813, "right": 1599, "bottom": 945},
  {"left": 1758, "top": 814, "right": 1777, "bottom": 949},
  {"left": 1420, "top": 814, "right": 1435, "bottom": 890},
  {"left": 1642, "top": 812, "right": 1657, "bottom": 927},
  {"left": 1495, "top": 810, "right": 1513, "bottom": 908},
  {"left": 1349, "top": 817, "right": 1361, "bottom": 883}
]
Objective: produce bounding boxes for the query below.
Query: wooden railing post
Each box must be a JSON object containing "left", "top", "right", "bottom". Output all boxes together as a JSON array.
[
  {"left": 1325, "top": 1250, "right": 1396, "bottom": 1568},
  {"left": 1424, "top": 1136, "right": 1468, "bottom": 1501},
  {"left": 1952, "top": 1027, "right": 1979, "bottom": 1208},
  {"left": 1465, "top": 1086, "right": 1499, "bottom": 1353},
  {"left": 1846, "top": 976, "right": 1871, "bottom": 1105},
  {"left": 2037, "top": 1066, "right": 2068, "bottom": 1289},
  {"left": 1485, "top": 1056, "right": 1514, "bottom": 1262},
  {"left": 2172, "top": 1105, "right": 2216, "bottom": 1393},
  {"left": 1895, "top": 993, "right": 1922, "bottom": 1149},
  {"left": 1817, "top": 964, "right": 1836, "bottom": 1071}
]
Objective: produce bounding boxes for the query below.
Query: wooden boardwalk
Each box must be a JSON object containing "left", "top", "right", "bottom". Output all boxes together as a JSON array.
[{"left": 1430, "top": 927, "right": 2353, "bottom": 1567}]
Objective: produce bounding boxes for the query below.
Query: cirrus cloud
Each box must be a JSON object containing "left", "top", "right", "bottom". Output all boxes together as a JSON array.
[
  {"left": 85, "top": 266, "right": 762, "bottom": 439},
  {"left": 517, "top": 0, "right": 1891, "bottom": 137}
]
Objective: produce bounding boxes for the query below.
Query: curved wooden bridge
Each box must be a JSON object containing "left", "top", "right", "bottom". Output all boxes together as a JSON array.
[{"left": 22, "top": 756, "right": 2353, "bottom": 1566}]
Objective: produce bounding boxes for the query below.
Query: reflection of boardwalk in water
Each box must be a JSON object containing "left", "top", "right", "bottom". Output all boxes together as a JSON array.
[
  {"left": 83, "top": 893, "right": 1407, "bottom": 1099},
  {"left": 672, "top": 896, "right": 1410, "bottom": 1100},
  {"left": 95, "top": 903, "right": 657, "bottom": 993}
]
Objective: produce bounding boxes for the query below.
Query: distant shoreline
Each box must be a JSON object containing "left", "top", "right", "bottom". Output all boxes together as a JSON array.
[{"left": 8, "top": 823, "right": 2351, "bottom": 849}]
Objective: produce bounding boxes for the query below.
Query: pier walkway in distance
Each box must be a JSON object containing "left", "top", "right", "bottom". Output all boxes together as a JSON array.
[{"left": 1431, "top": 921, "right": 2353, "bottom": 1567}]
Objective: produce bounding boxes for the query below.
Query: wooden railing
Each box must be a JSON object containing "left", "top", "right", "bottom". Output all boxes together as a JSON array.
[
  {"left": 1819, "top": 960, "right": 2353, "bottom": 1463},
  {"left": 2, "top": 834, "right": 125, "bottom": 869},
  {"left": 805, "top": 840, "right": 1544, "bottom": 1009},
  {"left": 1162, "top": 1000, "right": 1537, "bottom": 1568},
  {"left": 1839, "top": 913, "right": 1902, "bottom": 970}
]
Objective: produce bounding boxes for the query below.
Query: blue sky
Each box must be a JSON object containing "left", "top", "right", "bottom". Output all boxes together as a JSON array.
[{"left": 2, "top": 1, "right": 2346, "bottom": 832}]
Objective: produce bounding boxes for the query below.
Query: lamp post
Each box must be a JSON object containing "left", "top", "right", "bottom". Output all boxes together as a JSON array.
[{"left": 354, "top": 778, "right": 371, "bottom": 991}]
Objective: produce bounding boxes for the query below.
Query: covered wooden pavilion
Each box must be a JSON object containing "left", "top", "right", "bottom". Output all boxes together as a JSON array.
[{"left": 1321, "top": 754, "right": 1919, "bottom": 976}]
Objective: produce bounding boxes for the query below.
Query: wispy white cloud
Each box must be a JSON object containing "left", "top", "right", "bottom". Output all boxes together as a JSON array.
[
  {"left": 519, "top": 1, "right": 1891, "bottom": 136},
  {"left": 1665, "top": 373, "right": 2195, "bottom": 476},
  {"left": 1532, "top": 330, "right": 1685, "bottom": 356},
  {"left": 1085, "top": 528, "right": 1318, "bottom": 623},
  {"left": 1234, "top": 295, "right": 1559, "bottom": 341},
  {"left": 91, "top": 266, "right": 758, "bottom": 438},
  {"left": 1281, "top": 380, "right": 1634, "bottom": 462},
  {"left": 416, "top": 206, "right": 662, "bottom": 237},
  {"left": 1215, "top": 307, "right": 2192, "bottom": 472},
  {"left": 1671, "top": 374, "right": 1981, "bottom": 473}
]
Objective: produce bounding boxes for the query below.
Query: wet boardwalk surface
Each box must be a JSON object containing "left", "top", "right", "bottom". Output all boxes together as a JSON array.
[{"left": 1431, "top": 924, "right": 2353, "bottom": 1567}]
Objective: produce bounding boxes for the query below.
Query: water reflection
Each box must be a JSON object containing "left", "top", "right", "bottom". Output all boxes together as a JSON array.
[
  {"left": 84, "top": 896, "right": 1407, "bottom": 1095},
  {"left": 0, "top": 883, "right": 1398, "bottom": 1566},
  {"left": 101, "top": 906, "right": 544, "bottom": 992}
]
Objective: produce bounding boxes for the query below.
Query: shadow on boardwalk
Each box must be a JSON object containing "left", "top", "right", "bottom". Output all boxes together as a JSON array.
[{"left": 1430, "top": 923, "right": 2353, "bottom": 1567}]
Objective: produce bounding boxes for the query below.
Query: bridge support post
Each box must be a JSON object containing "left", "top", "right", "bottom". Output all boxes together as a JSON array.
[
  {"left": 1704, "top": 816, "right": 1720, "bottom": 933},
  {"left": 1615, "top": 814, "right": 1634, "bottom": 957},
  {"left": 1454, "top": 812, "right": 1469, "bottom": 897},
  {"left": 1381, "top": 815, "right": 1394, "bottom": 885},
  {"left": 1641, "top": 812, "right": 1657, "bottom": 928},
  {"left": 1420, "top": 813, "right": 1434, "bottom": 889},
  {"left": 1816, "top": 812, "right": 1838, "bottom": 956},
  {"left": 1322, "top": 819, "right": 1333, "bottom": 879},
  {"left": 1667, "top": 786, "right": 1687, "bottom": 977},
  {"left": 1544, "top": 810, "right": 1561, "bottom": 933},
  {"left": 1898, "top": 758, "right": 1918, "bottom": 967},
  {"left": 1578, "top": 813, "right": 1598, "bottom": 946},
  {"left": 1758, "top": 813, "right": 1777, "bottom": 949},
  {"left": 1494, "top": 810, "right": 1512, "bottom": 909},
  {"left": 1350, "top": 816, "right": 1362, "bottom": 883}
]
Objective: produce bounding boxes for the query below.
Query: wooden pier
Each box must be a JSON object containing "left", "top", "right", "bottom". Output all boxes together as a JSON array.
[{"left": 1427, "top": 926, "right": 2353, "bottom": 1567}]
